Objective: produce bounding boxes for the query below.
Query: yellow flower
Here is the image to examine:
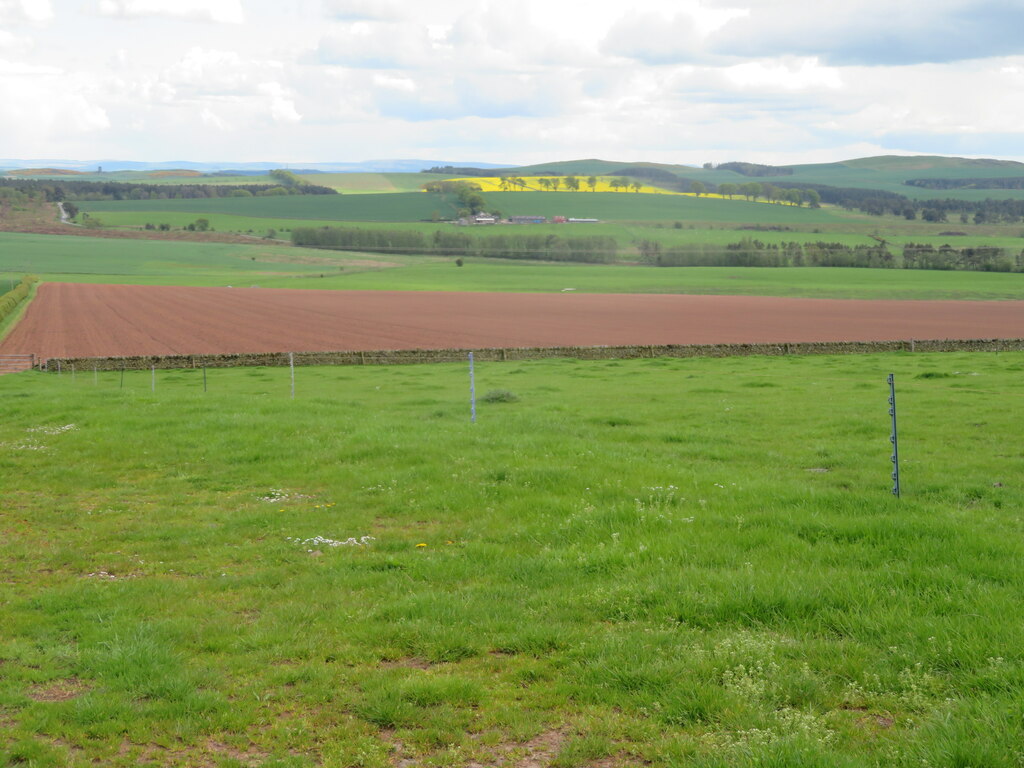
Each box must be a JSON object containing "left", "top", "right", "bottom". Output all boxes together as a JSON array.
[{"left": 416, "top": 543, "right": 427, "bottom": 548}]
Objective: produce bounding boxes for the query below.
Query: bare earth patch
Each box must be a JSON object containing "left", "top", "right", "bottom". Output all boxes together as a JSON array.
[
  {"left": 4, "top": 282, "right": 1024, "bottom": 360},
  {"left": 27, "top": 677, "right": 90, "bottom": 702},
  {"left": 389, "top": 727, "right": 572, "bottom": 768}
]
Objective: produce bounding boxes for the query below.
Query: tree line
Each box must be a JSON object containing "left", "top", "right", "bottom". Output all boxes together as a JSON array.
[
  {"left": 906, "top": 177, "right": 1024, "bottom": 190},
  {"left": 751, "top": 181, "right": 1024, "bottom": 224},
  {"left": 291, "top": 226, "right": 617, "bottom": 263},
  {"left": 636, "top": 237, "right": 1024, "bottom": 271},
  {"left": 0, "top": 177, "right": 337, "bottom": 202}
]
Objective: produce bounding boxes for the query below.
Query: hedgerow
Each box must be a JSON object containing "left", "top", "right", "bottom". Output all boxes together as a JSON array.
[{"left": 0, "top": 275, "right": 37, "bottom": 322}]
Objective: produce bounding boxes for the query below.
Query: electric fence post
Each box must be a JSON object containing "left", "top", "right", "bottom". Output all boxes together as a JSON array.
[{"left": 469, "top": 352, "right": 477, "bottom": 424}]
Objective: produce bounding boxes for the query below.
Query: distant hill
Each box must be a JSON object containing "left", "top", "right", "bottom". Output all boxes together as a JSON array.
[
  {"left": 0, "top": 158, "right": 512, "bottom": 174},
  {"left": 7, "top": 154, "right": 1024, "bottom": 205},
  {"left": 840, "top": 155, "right": 1024, "bottom": 172},
  {"left": 7, "top": 167, "right": 87, "bottom": 176}
]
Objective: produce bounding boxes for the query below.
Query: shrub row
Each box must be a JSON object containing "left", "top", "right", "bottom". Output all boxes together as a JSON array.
[
  {"left": 0, "top": 275, "right": 37, "bottom": 323},
  {"left": 43, "top": 338, "right": 1024, "bottom": 372},
  {"left": 291, "top": 226, "right": 617, "bottom": 263}
]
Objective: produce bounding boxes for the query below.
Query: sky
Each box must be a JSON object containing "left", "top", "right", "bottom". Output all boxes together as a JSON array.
[{"left": 1, "top": 0, "right": 1024, "bottom": 167}]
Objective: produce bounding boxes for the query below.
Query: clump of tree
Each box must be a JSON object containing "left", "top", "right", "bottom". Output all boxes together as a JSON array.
[
  {"left": 610, "top": 166, "right": 679, "bottom": 184},
  {"left": 421, "top": 180, "right": 490, "bottom": 215},
  {"left": 902, "top": 243, "right": 1018, "bottom": 271},
  {"left": 268, "top": 169, "right": 304, "bottom": 188},
  {"left": 420, "top": 166, "right": 496, "bottom": 176},
  {"left": 715, "top": 162, "right": 794, "bottom": 177}
]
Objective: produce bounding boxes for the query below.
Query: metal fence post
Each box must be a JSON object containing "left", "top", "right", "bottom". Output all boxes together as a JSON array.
[{"left": 888, "top": 373, "right": 901, "bottom": 497}]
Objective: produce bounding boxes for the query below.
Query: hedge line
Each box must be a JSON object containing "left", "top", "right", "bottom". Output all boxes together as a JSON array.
[
  {"left": 291, "top": 226, "right": 618, "bottom": 263},
  {"left": 0, "top": 275, "right": 38, "bottom": 323},
  {"left": 41, "top": 338, "right": 1024, "bottom": 372}
]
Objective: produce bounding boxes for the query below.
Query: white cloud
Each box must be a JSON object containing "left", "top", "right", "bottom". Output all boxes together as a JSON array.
[
  {"left": 314, "top": 22, "right": 436, "bottom": 69},
  {"left": 372, "top": 73, "right": 415, "bottom": 92},
  {"left": 199, "top": 106, "right": 229, "bottom": 131},
  {"left": 322, "top": 0, "right": 401, "bottom": 21},
  {"left": 258, "top": 81, "right": 301, "bottom": 123},
  {"left": 0, "top": 57, "right": 57, "bottom": 74},
  {"left": 0, "top": 67, "right": 109, "bottom": 150},
  {"left": 163, "top": 47, "right": 250, "bottom": 93},
  {"left": 0, "top": 0, "right": 52, "bottom": 24},
  {"left": 724, "top": 58, "right": 843, "bottom": 91},
  {"left": 98, "top": 0, "right": 244, "bottom": 24},
  {"left": 601, "top": 11, "right": 706, "bottom": 64}
]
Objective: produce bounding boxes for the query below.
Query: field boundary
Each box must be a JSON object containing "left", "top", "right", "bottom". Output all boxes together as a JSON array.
[{"left": 38, "top": 337, "right": 1024, "bottom": 371}]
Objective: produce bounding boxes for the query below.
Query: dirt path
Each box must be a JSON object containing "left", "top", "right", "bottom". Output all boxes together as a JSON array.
[{"left": 3, "top": 283, "right": 1024, "bottom": 359}]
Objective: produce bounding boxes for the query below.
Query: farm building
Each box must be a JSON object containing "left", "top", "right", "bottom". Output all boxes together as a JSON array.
[
  {"left": 458, "top": 213, "right": 498, "bottom": 225},
  {"left": 509, "top": 215, "right": 547, "bottom": 224}
]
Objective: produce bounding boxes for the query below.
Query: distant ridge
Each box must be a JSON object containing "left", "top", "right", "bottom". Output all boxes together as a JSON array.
[
  {"left": 4, "top": 154, "right": 1024, "bottom": 177},
  {"left": 0, "top": 158, "right": 512, "bottom": 174}
]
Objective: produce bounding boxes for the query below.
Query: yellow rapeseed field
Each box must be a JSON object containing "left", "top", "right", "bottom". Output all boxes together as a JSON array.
[
  {"left": 449, "top": 176, "right": 687, "bottom": 195},
  {"left": 444, "top": 176, "right": 794, "bottom": 205}
]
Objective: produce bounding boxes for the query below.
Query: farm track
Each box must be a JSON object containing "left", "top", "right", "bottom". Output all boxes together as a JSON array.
[{"left": 3, "top": 282, "right": 1024, "bottom": 360}]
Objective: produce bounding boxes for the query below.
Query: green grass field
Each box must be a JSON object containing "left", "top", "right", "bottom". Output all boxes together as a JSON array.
[
  {"left": 5, "top": 232, "right": 1024, "bottom": 299},
  {"left": 3, "top": 351, "right": 1023, "bottom": 767}
]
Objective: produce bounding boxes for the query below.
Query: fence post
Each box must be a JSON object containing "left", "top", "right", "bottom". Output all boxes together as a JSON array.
[
  {"left": 888, "top": 373, "right": 901, "bottom": 497},
  {"left": 203, "top": 365, "right": 207, "bottom": 393},
  {"left": 151, "top": 364, "right": 155, "bottom": 393},
  {"left": 290, "top": 352, "right": 295, "bottom": 399},
  {"left": 93, "top": 364, "right": 98, "bottom": 385},
  {"left": 469, "top": 352, "right": 476, "bottom": 423}
]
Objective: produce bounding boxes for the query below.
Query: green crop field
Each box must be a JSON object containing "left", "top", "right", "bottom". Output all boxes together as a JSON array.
[
  {"left": 77, "top": 191, "right": 850, "bottom": 226},
  {"left": 76, "top": 192, "right": 460, "bottom": 223},
  {"left": 76, "top": 208, "right": 1024, "bottom": 263},
  {"left": 3, "top": 351, "right": 1024, "bottom": 767},
  {"left": 0, "top": 233, "right": 438, "bottom": 287},
  {"left": 276, "top": 261, "right": 1024, "bottom": 300},
  {"left": 310, "top": 173, "right": 458, "bottom": 193},
  {"left": 5, "top": 232, "right": 1024, "bottom": 299}
]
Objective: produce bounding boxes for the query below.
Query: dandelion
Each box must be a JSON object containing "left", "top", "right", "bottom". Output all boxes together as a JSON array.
[
  {"left": 416, "top": 543, "right": 427, "bottom": 548},
  {"left": 27, "top": 424, "right": 77, "bottom": 435},
  {"left": 287, "top": 535, "right": 375, "bottom": 548}
]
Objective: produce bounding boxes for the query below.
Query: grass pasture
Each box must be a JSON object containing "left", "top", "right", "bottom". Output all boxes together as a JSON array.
[{"left": 2, "top": 351, "right": 1024, "bottom": 767}]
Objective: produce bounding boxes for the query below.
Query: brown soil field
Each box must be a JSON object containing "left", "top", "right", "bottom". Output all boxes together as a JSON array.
[{"left": 3, "top": 282, "right": 1024, "bottom": 360}]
